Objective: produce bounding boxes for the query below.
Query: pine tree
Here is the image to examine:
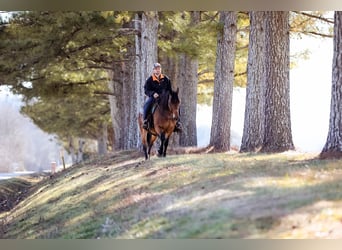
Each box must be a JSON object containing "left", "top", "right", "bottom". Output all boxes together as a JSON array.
[
  {"left": 0, "top": 11, "right": 134, "bottom": 154},
  {"left": 209, "top": 11, "right": 237, "bottom": 151},
  {"left": 261, "top": 11, "right": 294, "bottom": 153},
  {"left": 240, "top": 11, "right": 266, "bottom": 152},
  {"left": 320, "top": 11, "right": 342, "bottom": 159}
]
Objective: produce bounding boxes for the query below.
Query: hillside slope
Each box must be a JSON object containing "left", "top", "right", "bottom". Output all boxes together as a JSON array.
[{"left": 1, "top": 150, "right": 342, "bottom": 239}]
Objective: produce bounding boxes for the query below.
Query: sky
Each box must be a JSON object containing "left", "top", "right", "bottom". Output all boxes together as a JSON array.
[{"left": 197, "top": 33, "right": 334, "bottom": 152}]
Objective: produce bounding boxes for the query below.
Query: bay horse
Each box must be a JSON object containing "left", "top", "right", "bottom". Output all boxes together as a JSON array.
[{"left": 138, "top": 88, "right": 180, "bottom": 160}]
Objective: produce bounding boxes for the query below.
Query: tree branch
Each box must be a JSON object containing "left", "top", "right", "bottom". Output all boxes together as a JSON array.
[
  {"left": 301, "top": 30, "right": 333, "bottom": 38},
  {"left": 60, "top": 78, "right": 108, "bottom": 87},
  {"left": 293, "top": 11, "right": 334, "bottom": 24},
  {"left": 93, "top": 90, "right": 115, "bottom": 96}
]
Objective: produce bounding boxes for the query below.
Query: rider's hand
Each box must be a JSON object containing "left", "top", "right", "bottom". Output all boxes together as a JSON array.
[{"left": 153, "top": 93, "right": 159, "bottom": 99}]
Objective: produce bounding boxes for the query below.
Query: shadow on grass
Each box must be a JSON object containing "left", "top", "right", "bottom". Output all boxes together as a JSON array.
[
  {"left": 102, "top": 154, "right": 342, "bottom": 238},
  {"left": 2, "top": 151, "right": 342, "bottom": 238}
]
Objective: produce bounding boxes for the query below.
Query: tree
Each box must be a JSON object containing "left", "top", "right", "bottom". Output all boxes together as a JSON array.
[
  {"left": 173, "top": 12, "right": 199, "bottom": 146},
  {"left": 209, "top": 11, "right": 237, "bottom": 151},
  {"left": 261, "top": 11, "right": 294, "bottom": 153},
  {"left": 320, "top": 11, "right": 342, "bottom": 159},
  {"left": 240, "top": 12, "right": 266, "bottom": 152},
  {"left": 0, "top": 11, "right": 134, "bottom": 154}
]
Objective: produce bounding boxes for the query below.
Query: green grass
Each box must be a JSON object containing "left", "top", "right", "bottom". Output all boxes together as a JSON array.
[{"left": 1, "top": 150, "right": 342, "bottom": 238}]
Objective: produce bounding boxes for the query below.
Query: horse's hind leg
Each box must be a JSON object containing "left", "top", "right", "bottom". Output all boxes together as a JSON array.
[
  {"left": 145, "top": 132, "right": 152, "bottom": 159},
  {"left": 148, "top": 144, "right": 154, "bottom": 159}
]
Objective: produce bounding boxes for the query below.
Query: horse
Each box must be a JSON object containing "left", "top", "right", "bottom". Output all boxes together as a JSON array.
[{"left": 138, "top": 88, "right": 180, "bottom": 160}]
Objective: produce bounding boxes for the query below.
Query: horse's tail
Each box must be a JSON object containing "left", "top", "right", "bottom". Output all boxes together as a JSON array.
[{"left": 138, "top": 113, "right": 144, "bottom": 136}]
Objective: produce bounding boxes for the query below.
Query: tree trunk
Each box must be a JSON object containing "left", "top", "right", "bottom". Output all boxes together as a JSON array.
[
  {"left": 97, "top": 122, "right": 108, "bottom": 156},
  {"left": 134, "top": 11, "right": 159, "bottom": 151},
  {"left": 122, "top": 42, "right": 138, "bottom": 149},
  {"left": 134, "top": 13, "right": 144, "bottom": 148},
  {"left": 320, "top": 11, "right": 342, "bottom": 159},
  {"left": 240, "top": 11, "right": 266, "bottom": 152},
  {"left": 68, "top": 136, "right": 76, "bottom": 164},
  {"left": 209, "top": 11, "right": 237, "bottom": 151},
  {"left": 178, "top": 11, "right": 199, "bottom": 147},
  {"left": 141, "top": 12, "right": 159, "bottom": 81},
  {"left": 76, "top": 138, "right": 85, "bottom": 163},
  {"left": 161, "top": 55, "right": 180, "bottom": 147},
  {"left": 107, "top": 62, "right": 123, "bottom": 150},
  {"left": 260, "top": 11, "right": 294, "bottom": 153},
  {"left": 107, "top": 12, "right": 158, "bottom": 151}
]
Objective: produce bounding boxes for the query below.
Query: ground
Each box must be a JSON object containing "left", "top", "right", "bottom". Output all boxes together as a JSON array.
[{"left": 1, "top": 149, "right": 342, "bottom": 239}]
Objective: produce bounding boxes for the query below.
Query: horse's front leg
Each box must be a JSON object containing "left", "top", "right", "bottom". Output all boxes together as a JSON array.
[
  {"left": 147, "top": 144, "right": 153, "bottom": 159},
  {"left": 143, "top": 145, "right": 148, "bottom": 160},
  {"left": 157, "top": 133, "right": 165, "bottom": 157},
  {"left": 163, "top": 137, "right": 169, "bottom": 157}
]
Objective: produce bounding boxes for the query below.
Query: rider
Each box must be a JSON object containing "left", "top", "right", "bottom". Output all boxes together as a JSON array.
[{"left": 142, "top": 62, "right": 182, "bottom": 133}]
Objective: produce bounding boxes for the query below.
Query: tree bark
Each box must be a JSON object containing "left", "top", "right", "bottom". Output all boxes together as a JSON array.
[
  {"left": 261, "top": 11, "right": 294, "bottom": 153},
  {"left": 141, "top": 11, "right": 159, "bottom": 82},
  {"left": 76, "top": 138, "right": 85, "bottom": 163},
  {"left": 240, "top": 11, "right": 266, "bottom": 152},
  {"left": 209, "top": 11, "right": 237, "bottom": 151},
  {"left": 161, "top": 54, "right": 181, "bottom": 147},
  {"left": 320, "top": 11, "right": 342, "bottom": 159},
  {"left": 178, "top": 11, "right": 200, "bottom": 147},
  {"left": 134, "top": 13, "right": 144, "bottom": 148},
  {"left": 68, "top": 136, "right": 76, "bottom": 164},
  {"left": 97, "top": 122, "right": 108, "bottom": 155},
  {"left": 108, "top": 12, "right": 158, "bottom": 150},
  {"left": 135, "top": 11, "right": 159, "bottom": 150},
  {"left": 107, "top": 62, "right": 123, "bottom": 150},
  {"left": 122, "top": 42, "right": 138, "bottom": 149}
]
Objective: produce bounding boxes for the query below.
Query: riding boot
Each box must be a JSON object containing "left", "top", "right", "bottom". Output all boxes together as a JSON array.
[
  {"left": 143, "top": 97, "right": 154, "bottom": 130},
  {"left": 173, "top": 120, "right": 183, "bottom": 133},
  {"left": 142, "top": 111, "right": 149, "bottom": 130}
]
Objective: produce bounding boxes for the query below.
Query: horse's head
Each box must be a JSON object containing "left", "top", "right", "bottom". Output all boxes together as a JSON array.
[
  {"left": 158, "top": 88, "right": 180, "bottom": 119},
  {"left": 168, "top": 88, "right": 180, "bottom": 119}
]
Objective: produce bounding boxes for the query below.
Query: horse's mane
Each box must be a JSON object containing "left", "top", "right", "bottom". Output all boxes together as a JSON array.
[
  {"left": 158, "top": 89, "right": 180, "bottom": 111},
  {"left": 158, "top": 90, "right": 171, "bottom": 110}
]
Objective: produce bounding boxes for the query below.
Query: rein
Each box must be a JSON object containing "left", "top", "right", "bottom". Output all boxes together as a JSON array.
[{"left": 156, "top": 95, "right": 178, "bottom": 121}]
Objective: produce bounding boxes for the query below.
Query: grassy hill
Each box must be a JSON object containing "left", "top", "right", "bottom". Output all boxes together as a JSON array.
[{"left": 1, "top": 149, "right": 342, "bottom": 239}]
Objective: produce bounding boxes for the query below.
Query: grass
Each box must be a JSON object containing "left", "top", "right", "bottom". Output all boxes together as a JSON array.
[{"left": 1, "top": 149, "right": 342, "bottom": 238}]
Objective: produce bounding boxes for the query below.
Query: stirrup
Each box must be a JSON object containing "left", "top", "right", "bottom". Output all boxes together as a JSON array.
[
  {"left": 174, "top": 122, "right": 182, "bottom": 133},
  {"left": 143, "top": 119, "right": 149, "bottom": 130}
]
